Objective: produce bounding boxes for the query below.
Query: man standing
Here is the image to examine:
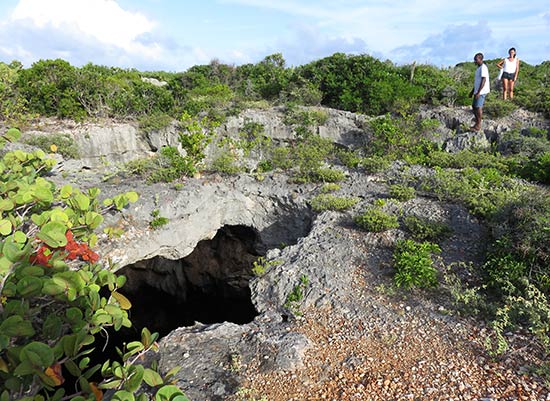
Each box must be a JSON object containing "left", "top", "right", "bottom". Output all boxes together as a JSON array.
[{"left": 469, "top": 52, "right": 490, "bottom": 132}]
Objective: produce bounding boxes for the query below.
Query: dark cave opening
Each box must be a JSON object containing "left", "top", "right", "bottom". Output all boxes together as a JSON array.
[{"left": 115, "top": 225, "right": 263, "bottom": 338}]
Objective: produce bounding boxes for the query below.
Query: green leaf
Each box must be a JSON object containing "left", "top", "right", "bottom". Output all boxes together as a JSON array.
[
  {"left": 20, "top": 341, "right": 54, "bottom": 368},
  {"left": 0, "top": 315, "right": 35, "bottom": 337},
  {"left": 13, "top": 360, "right": 36, "bottom": 376},
  {"left": 124, "top": 365, "right": 144, "bottom": 392},
  {"left": 43, "top": 314, "right": 63, "bottom": 340},
  {"left": 143, "top": 368, "right": 164, "bottom": 387},
  {"left": 37, "top": 221, "right": 67, "bottom": 248},
  {"left": 74, "top": 193, "right": 91, "bottom": 211},
  {"left": 85, "top": 211, "right": 103, "bottom": 229},
  {"left": 33, "top": 186, "right": 54, "bottom": 203},
  {"left": 60, "top": 184, "right": 73, "bottom": 199},
  {"left": 64, "top": 359, "right": 81, "bottom": 377},
  {"left": 112, "top": 390, "right": 135, "bottom": 401},
  {"left": 13, "top": 231, "right": 28, "bottom": 244},
  {"left": 2, "top": 235, "right": 29, "bottom": 262},
  {"left": 125, "top": 191, "right": 139, "bottom": 203},
  {"left": 155, "top": 385, "right": 188, "bottom": 401},
  {"left": 16, "top": 276, "right": 43, "bottom": 296},
  {"left": 0, "top": 219, "right": 12, "bottom": 235},
  {"left": 5, "top": 128, "right": 21, "bottom": 142},
  {"left": 0, "top": 198, "right": 14, "bottom": 212}
]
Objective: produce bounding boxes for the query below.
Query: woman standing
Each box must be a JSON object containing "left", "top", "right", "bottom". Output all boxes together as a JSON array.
[{"left": 497, "top": 48, "right": 520, "bottom": 100}]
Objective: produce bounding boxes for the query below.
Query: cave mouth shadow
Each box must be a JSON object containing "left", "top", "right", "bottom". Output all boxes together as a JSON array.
[{"left": 116, "top": 225, "right": 264, "bottom": 339}]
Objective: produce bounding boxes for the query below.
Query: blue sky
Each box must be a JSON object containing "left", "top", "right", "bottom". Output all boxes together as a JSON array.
[{"left": 0, "top": 0, "right": 548, "bottom": 71}]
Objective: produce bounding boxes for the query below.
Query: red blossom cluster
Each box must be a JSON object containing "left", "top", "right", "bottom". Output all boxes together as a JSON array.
[{"left": 30, "top": 230, "right": 99, "bottom": 267}]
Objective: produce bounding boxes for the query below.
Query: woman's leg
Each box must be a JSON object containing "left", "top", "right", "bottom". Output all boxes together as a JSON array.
[
  {"left": 502, "top": 78, "right": 509, "bottom": 100},
  {"left": 509, "top": 79, "right": 515, "bottom": 99}
]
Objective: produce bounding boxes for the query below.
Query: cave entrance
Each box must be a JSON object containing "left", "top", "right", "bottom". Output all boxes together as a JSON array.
[{"left": 116, "top": 225, "right": 262, "bottom": 338}]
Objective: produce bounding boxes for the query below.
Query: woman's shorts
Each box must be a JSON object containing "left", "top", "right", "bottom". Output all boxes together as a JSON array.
[{"left": 502, "top": 71, "right": 515, "bottom": 81}]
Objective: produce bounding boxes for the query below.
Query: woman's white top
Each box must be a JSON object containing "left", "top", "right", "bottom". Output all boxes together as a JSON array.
[{"left": 503, "top": 57, "right": 518, "bottom": 74}]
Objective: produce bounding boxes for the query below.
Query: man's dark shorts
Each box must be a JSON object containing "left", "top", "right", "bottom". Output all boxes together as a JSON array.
[
  {"left": 473, "top": 94, "right": 486, "bottom": 108},
  {"left": 502, "top": 72, "right": 515, "bottom": 81}
]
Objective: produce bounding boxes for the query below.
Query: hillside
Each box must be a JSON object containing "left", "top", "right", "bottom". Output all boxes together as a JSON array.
[{"left": 0, "top": 53, "right": 549, "bottom": 401}]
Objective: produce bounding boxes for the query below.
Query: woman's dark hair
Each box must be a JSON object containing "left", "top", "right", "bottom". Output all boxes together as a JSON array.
[{"left": 508, "top": 47, "right": 516, "bottom": 58}]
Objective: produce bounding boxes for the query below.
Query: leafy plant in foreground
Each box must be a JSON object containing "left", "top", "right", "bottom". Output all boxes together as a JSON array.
[{"left": 0, "top": 128, "right": 187, "bottom": 401}]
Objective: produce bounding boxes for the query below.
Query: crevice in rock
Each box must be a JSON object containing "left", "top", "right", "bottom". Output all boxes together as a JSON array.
[{"left": 116, "top": 225, "right": 263, "bottom": 337}]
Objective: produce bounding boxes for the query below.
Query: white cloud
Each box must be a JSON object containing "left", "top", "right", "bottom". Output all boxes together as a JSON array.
[
  {"left": 0, "top": 0, "right": 212, "bottom": 70},
  {"left": 11, "top": 0, "right": 157, "bottom": 56}
]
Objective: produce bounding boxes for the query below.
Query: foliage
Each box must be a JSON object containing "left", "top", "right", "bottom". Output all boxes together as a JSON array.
[
  {"left": 310, "top": 194, "right": 359, "bottom": 212},
  {"left": 320, "top": 183, "right": 341, "bottom": 193},
  {"left": 284, "top": 275, "right": 309, "bottom": 314},
  {"left": 403, "top": 215, "right": 452, "bottom": 241},
  {"left": 483, "top": 97, "right": 519, "bottom": 119},
  {"left": 420, "top": 167, "right": 523, "bottom": 219},
  {"left": 138, "top": 113, "right": 173, "bottom": 134},
  {"left": 361, "top": 156, "right": 392, "bottom": 173},
  {"left": 336, "top": 148, "right": 362, "bottom": 169},
  {"left": 211, "top": 151, "right": 241, "bottom": 174},
  {"left": 393, "top": 239, "right": 441, "bottom": 289},
  {"left": 23, "top": 133, "right": 80, "bottom": 159},
  {"left": 310, "top": 167, "right": 346, "bottom": 183},
  {"left": 0, "top": 129, "right": 187, "bottom": 401},
  {"left": 388, "top": 184, "right": 415, "bottom": 201},
  {"left": 251, "top": 257, "right": 281, "bottom": 276},
  {"left": 149, "top": 210, "right": 169, "bottom": 229},
  {"left": 355, "top": 208, "right": 399, "bottom": 232}
]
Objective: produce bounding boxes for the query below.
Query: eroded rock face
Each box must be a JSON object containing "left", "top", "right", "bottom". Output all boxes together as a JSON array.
[{"left": 17, "top": 105, "right": 549, "bottom": 170}]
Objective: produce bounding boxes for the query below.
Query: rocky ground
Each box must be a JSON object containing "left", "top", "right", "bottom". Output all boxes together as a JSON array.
[{"left": 9, "top": 105, "right": 549, "bottom": 401}]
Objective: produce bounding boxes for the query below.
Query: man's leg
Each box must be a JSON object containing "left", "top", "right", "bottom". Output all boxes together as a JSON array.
[{"left": 471, "top": 107, "right": 482, "bottom": 131}]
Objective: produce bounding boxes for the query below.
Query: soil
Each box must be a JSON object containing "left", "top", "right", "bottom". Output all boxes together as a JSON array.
[{"left": 229, "top": 233, "right": 550, "bottom": 401}]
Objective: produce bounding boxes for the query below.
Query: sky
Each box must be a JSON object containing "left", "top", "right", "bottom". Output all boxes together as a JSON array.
[{"left": 0, "top": 0, "right": 548, "bottom": 72}]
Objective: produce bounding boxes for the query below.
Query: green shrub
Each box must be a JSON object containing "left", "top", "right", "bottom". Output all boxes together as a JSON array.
[
  {"left": 23, "top": 133, "right": 80, "bottom": 159},
  {"left": 0, "top": 137, "right": 186, "bottom": 401},
  {"left": 336, "top": 148, "right": 362, "bottom": 168},
  {"left": 403, "top": 215, "right": 452, "bottom": 241},
  {"left": 320, "top": 183, "right": 341, "bottom": 193},
  {"left": 149, "top": 209, "right": 169, "bottom": 229},
  {"left": 284, "top": 274, "right": 309, "bottom": 314},
  {"left": 389, "top": 184, "right": 416, "bottom": 201},
  {"left": 355, "top": 208, "right": 399, "bottom": 232},
  {"left": 211, "top": 151, "right": 242, "bottom": 174},
  {"left": 393, "top": 239, "right": 441, "bottom": 289},
  {"left": 517, "top": 152, "right": 550, "bottom": 184},
  {"left": 138, "top": 112, "right": 173, "bottom": 133},
  {"left": 484, "top": 97, "right": 518, "bottom": 118},
  {"left": 270, "top": 146, "right": 293, "bottom": 170},
  {"left": 362, "top": 155, "right": 392, "bottom": 173},
  {"left": 251, "top": 257, "right": 281, "bottom": 276},
  {"left": 310, "top": 194, "right": 359, "bottom": 212},
  {"left": 311, "top": 167, "right": 346, "bottom": 183}
]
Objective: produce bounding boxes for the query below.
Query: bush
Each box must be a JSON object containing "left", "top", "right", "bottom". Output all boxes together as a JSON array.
[
  {"left": 393, "top": 239, "right": 441, "bottom": 289},
  {"left": 336, "top": 148, "right": 362, "bottom": 169},
  {"left": 310, "top": 167, "right": 346, "bottom": 183},
  {"left": 484, "top": 97, "right": 518, "bottom": 118},
  {"left": 138, "top": 113, "right": 173, "bottom": 134},
  {"left": 362, "top": 155, "right": 392, "bottom": 173},
  {"left": 403, "top": 215, "right": 452, "bottom": 241},
  {"left": 0, "top": 133, "right": 187, "bottom": 401},
  {"left": 355, "top": 208, "right": 399, "bottom": 232},
  {"left": 320, "top": 183, "right": 341, "bottom": 193},
  {"left": 389, "top": 184, "right": 416, "bottom": 201},
  {"left": 211, "top": 151, "right": 242, "bottom": 174},
  {"left": 23, "top": 133, "right": 80, "bottom": 159},
  {"left": 310, "top": 194, "right": 359, "bottom": 212}
]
